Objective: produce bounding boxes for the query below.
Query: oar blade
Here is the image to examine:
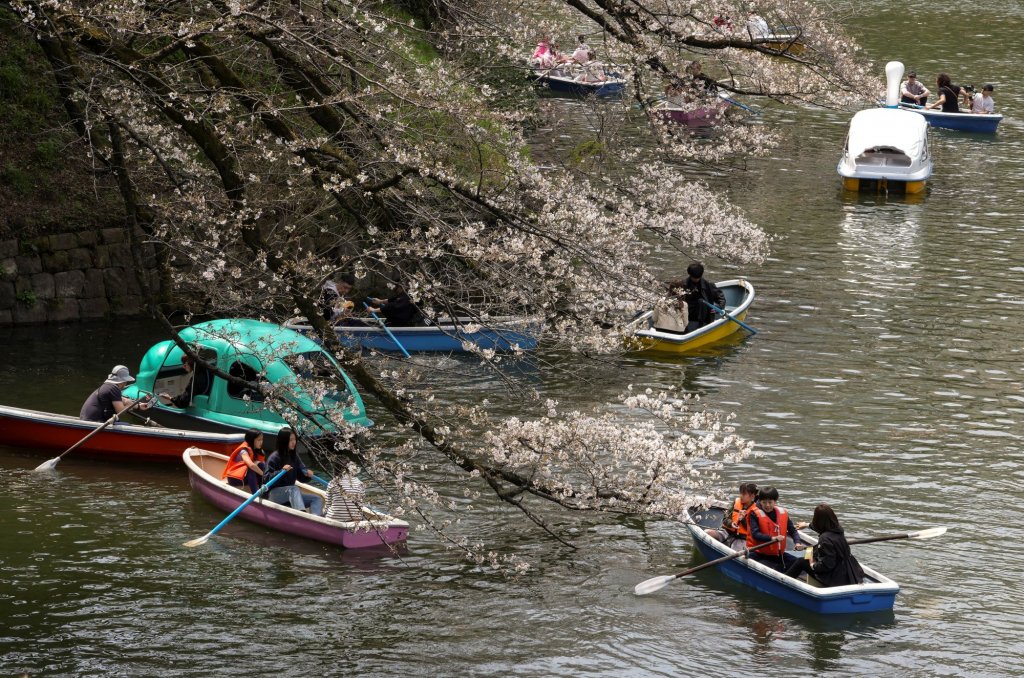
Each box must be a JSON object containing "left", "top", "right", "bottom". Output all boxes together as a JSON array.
[
  {"left": 910, "top": 526, "right": 947, "bottom": 540},
  {"left": 33, "top": 457, "right": 60, "bottom": 473},
  {"left": 633, "top": 575, "right": 675, "bottom": 596},
  {"left": 183, "top": 534, "right": 211, "bottom": 548}
]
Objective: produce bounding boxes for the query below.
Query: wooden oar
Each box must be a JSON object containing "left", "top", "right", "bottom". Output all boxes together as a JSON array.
[
  {"left": 699, "top": 299, "right": 758, "bottom": 335},
  {"left": 183, "top": 469, "right": 287, "bottom": 547},
  {"left": 847, "top": 526, "right": 947, "bottom": 546},
  {"left": 363, "top": 302, "right": 411, "bottom": 358},
  {"left": 34, "top": 398, "right": 147, "bottom": 473},
  {"left": 634, "top": 539, "right": 779, "bottom": 596}
]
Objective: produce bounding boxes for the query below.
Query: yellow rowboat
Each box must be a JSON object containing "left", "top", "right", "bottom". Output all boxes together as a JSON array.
[{"left": 628, "top": 279, "right": 756, "bottom": 354}]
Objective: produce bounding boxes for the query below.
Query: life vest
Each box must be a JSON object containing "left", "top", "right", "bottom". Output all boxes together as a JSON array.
[
  {"left": 222, "top": 442, "right": 264, "bottom": 481},
  {"left": 730, "top": 498, "right": 752, "bottom": 538},
  {"left": 745, "top": 505, "right": 789, "bottom": 557}
]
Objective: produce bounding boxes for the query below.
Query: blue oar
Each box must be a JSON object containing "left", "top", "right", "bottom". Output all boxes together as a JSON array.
[
  {"left": 183, "top": 469, "right": 287, "bottom": 547},
  {"left": 700, "top": 299, "right": 758, "bottom": 335},
  {"left": 719, "top": 95, "right": 759, "bottom": 114},
  {"left": 363, "top": 302, "right": 411, "bottom": 358}
]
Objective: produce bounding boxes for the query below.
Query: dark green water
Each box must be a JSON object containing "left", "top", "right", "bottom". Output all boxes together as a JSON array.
[{"left": 3, "top": 3, "right": 1024, "bottom": 675}]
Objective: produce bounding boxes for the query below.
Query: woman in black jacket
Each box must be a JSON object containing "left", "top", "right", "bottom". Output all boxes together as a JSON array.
[{"left": 785, "top": 503, "right": 865, "bottom": 587}]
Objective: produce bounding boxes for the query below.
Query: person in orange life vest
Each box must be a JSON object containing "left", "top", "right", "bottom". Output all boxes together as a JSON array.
[
  {"left": 705, "top": 482, "right": 758, "bottom": 547},
  {"left": 222, "top": 428, "right": 267, "bottom": 494},
  {"left": 745, "top": 486, "right": 806, "bottom": 571},
  {"left": 784, "top": 503, "right": 864, "bottom": 586}
]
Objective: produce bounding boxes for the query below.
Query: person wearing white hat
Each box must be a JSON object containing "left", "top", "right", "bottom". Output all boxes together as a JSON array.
[{"left": 79, "top": 365, "right": 151, "bottom": 422}]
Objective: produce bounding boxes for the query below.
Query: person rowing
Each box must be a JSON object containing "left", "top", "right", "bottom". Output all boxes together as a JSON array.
[
  {"left": 705, "top": 482, "right": 758, "bottom": 548},
  {"left": 744, "top": 486, "right": 806, "bottom": 571},
  {"left": 80, "top": 365, "right": 152, "bottom": 423}
]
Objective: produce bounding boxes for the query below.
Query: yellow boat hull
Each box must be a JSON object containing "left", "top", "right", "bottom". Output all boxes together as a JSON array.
[
  {"left": 842, "top": 177, "right": 926, "bottom": 194},
  {"left": 627, "top": 279, "right": 756, "bottom": 355}
]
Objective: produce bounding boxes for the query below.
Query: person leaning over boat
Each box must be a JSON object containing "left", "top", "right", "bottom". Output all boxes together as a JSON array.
[
  {"left": 323, "top": 471, "right": 368, "bottom": 522},
  {"left": 900, "top": 71, "right": 930, "bottom": 106},
  {"left": 264, "top": 428, "right": 324, "bottom": 515},
  {"left": 926, "top": 73, "right": 967, "bottom": 113},
  {"left": 784, "top": 503, "right": 864, "bottom": 587},
  {"left": 221, "top": 429, "right": 267, "bottom": 494},
  {"left": 745, "top": 486, "right": 806, "bottom": 571},
  {"left": 705, "top": 482, "right": 758, "bottom": 547},
  {"left": 367, "top": 285, "right": 423, "bottom": 326},
  {"left": 321, "top": 274, "right": 356, "bottom": 323},
  {"left": 971, "top": 84, "right": 996, "bottom": 114},
  {"left": 80, "top": 365, "right": 152, "bottom": 423},
  {"left": 156, "top": 355, "right": 210, "bottom": 408},
  {"left": 667, "top": 262, "right": 727, "bottom": 333}
]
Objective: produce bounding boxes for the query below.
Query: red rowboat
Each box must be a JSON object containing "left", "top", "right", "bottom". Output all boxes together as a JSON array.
[{"left": 0, "top": 403, "right": 244, "bottom": 462}]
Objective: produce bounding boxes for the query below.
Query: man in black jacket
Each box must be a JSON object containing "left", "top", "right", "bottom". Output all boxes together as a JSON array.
[{"left": 668, "top": 262, "right": 726, "bottom": 333}]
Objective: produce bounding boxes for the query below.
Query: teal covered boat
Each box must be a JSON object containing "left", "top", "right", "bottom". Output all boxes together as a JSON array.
[{"left": 124, "top": 319, "right": 371, "bottom": 449}]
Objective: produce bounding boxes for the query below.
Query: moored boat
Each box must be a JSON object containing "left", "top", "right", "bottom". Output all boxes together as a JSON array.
[
  {"left": 529, "top": 64, "right": 626, "bottom": 97},
  {"left": 755, "top": 31, "right": 806, "bottom": 54},
  {"left": 0, "top": 403, "right": 243, "bottom": 462},
  {"left": 284, "top": 315, "right": 542, "bottom": 353},
  {"left": 629, "top": 279, "right": 755, "bottom": 354},
  {"left": 686, "top": 505, "right": 899, "bottom": 614},
  {"left": 839, "top": 61, "right": 932, "bottom": 195},
  {"left": 184, "top": 447, "right": 409, "bottom": 548},
  {"left": 898, "top": 103, "right": 1003, "bottom": 133}
]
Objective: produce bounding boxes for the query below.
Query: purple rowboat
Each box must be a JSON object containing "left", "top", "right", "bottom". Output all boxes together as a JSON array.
[
  {"left": 183, "top": 447, "right": 409, "bottom": 549},
  {"left": 654, "top": 99, "right": 730, "bottom": 127}
]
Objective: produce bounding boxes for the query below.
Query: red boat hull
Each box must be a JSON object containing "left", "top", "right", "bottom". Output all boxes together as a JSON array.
[{"left": 0, "top": 404, "right": 244, "bottom": 462}]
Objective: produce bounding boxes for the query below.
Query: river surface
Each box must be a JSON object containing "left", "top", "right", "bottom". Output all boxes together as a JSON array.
[{"left": 3, "top": 2, "right": 1024, "bottom": 676}]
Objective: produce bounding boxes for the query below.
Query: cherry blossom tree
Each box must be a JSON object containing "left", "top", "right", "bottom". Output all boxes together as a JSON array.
[{"left": 5, "top": 0, "right": 870, "bottom": 561}]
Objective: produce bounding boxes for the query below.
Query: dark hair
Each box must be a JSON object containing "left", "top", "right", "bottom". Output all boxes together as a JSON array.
[
  {"left": 687, "top": 262, "right": 705, "bottom": 278},
  {"left": 810, "top": 503, "right": 842, "bottom": 533},
  {"left": 758, "top": 486, "right": 779, "bottom": 501},
  {"left": 275, "top": 427, "right": 298, "bottom": 465},
  {"left": 339, "top": 273, "right": 355, "bottom": 286},
  {"left": 244, "top": 428, "right": 263, "bottom": 449},
  {"left": 937, "top": 73, "right": 951, "bottom": 89},
  {"left": 963, "top": 84, "right": 975, "bottom": 93},
  {"left": 181, "top": 354, "right": 195, "bottom": 369},
  {"left": 907, "top": 70, "right": 916, "bottom": 77},
  {"left": 739, "top": 482, "right": 758, "bottom": 495},
  {"left": 983, "top": 83, "right": 994, "bottom": 92},
  {"left": 578, "top": 34, "right": 586, "bottom": 43}
]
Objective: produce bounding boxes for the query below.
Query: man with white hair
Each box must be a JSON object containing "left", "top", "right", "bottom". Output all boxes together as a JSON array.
[{"left": 80, "top": 365, "right": 151, "bottom": 422}]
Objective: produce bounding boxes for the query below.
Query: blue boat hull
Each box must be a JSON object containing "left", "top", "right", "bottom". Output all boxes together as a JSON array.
[
  {"left": 900, "top": 105, "right": 1002, "bottom": 133},
  {"left": 686, "top": 507, "right": 899, "bottom": 614},
  {"left": 531, "top": 71, "right": 625, "bottom": 97},
  {"left": 286, "top": 317, "right": 541, "bottom": 353}
]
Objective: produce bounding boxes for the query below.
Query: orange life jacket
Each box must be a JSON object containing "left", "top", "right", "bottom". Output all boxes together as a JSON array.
[
  {"left": 730, "top": 497, "right": 752, "bottom": 538},
  {"left": 222, "top": 442, "right": 264, "bottom": 481},
  {"left": 745, "top": 505, "right": 789, "bottom": 557}
]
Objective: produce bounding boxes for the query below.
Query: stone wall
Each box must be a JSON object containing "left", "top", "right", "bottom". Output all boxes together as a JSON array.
[{"left": 0, "top": 228, "right": 158, "bottom": 324}]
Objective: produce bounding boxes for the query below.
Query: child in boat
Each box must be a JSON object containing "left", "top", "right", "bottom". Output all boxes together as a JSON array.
[
  {"left": 705, "top": 482, "right": 758, "bottom": 548},
  {"left": 784, "top": 504, "right": 864, "bottom": 586},
  {"left": 222, "top": 429, "right": 267, "bottom": 494},
  {"left": 745, "top": 486, "right": 807, "bottom": 571},
  {"left": 323, "top": 470, "right": 367, "bottom": 522}
]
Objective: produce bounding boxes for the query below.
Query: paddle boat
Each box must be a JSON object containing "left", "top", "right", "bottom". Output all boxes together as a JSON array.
[
  {"left": 0, "top": 403, "right": 244, "bottom": 462},
  {"left": 284, "top": 315, "right": 542, "bottom": 353},
  {"left": 685, "top": 505, "right": 899, "bottom": 614},
  {"left": 755, "top": 30, "right": 805, "bottom": 54},
  {"left": 629, "top": 279, "right": 755, "bottom": 354},
  {"left": 898, "top": 103, "right": 1003, "bottom": 133},
  {"left": 184, "top": 447, "right": 409, "bottom": 548},
  {"left": 529, "top": 63, "right": 626, "bottom": 97},
  {"left": 123, "top": 319, "right": 371, "bottom": 450}
]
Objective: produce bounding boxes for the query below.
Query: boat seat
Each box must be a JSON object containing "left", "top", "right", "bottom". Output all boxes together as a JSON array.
[{"left": 856, "top": 150, "right": 911, "bottom": 167}]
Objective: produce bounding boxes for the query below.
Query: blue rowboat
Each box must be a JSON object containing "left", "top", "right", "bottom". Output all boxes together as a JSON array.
[
  {"left": 284, "top": 315, "right": 542, "bottom": 353},
  {"left": 530, "top": 66, "right": 625, "bottom": 97},
  {"left": 899, "top": 104, "right": 1002, "bottom": 133},
  {"left": 686, "top": 505, "right": 899, "bottom": 614}
]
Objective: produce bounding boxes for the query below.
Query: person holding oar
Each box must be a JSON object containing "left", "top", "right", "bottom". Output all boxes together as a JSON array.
[
  {"left": 80, "top": 365, "right": 152, "bottom": 422},
  {"left": 783, "top": 503, "right": 864, "bottom": 586},
  {"left": 668, "top": 262, "right": 727, "bottom": 333},
  {"left": 745, "top": 486, "right": 806, "bottom": 572},
  {"left": 221, "top": 429, "right": 267, "bottom": 495}
]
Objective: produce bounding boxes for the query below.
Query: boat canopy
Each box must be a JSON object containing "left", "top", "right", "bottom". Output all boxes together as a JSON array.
[{"left": 847, "top": 108, "right": 928, "bottom": 161}]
